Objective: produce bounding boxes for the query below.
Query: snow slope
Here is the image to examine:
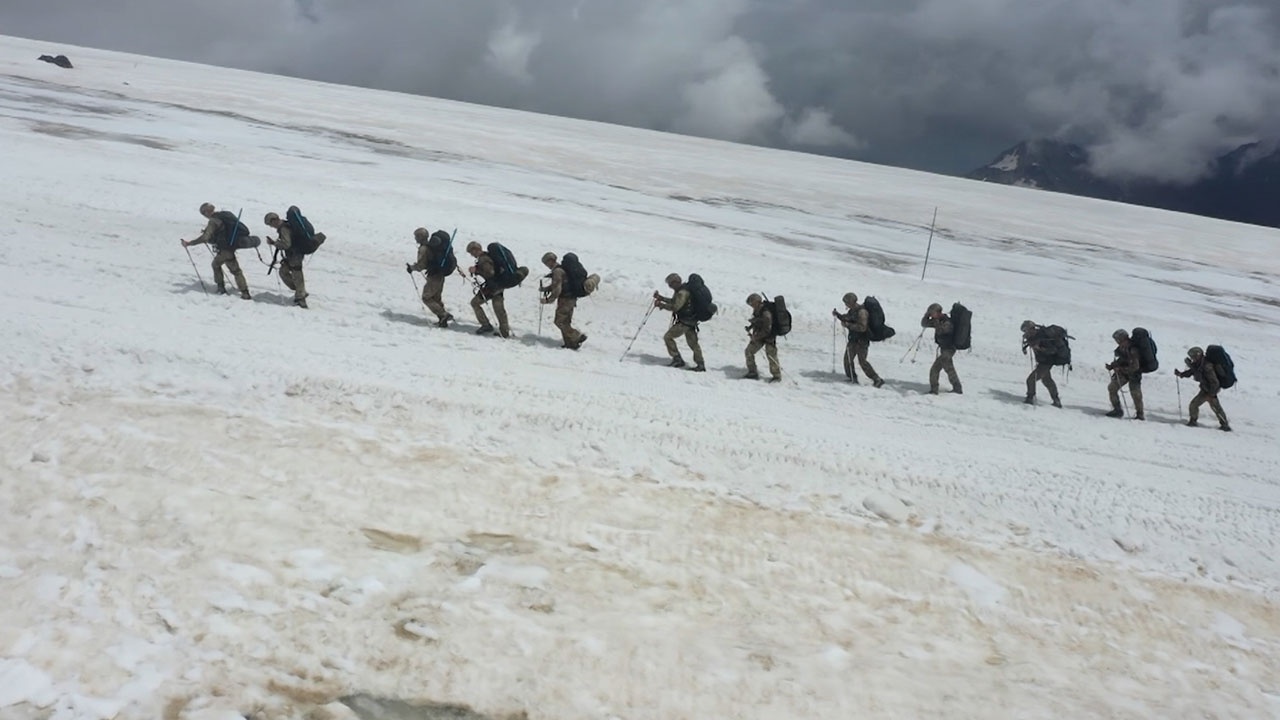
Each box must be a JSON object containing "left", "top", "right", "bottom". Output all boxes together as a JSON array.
[{"left": 1, "top": 35, "right": 1279, "bottom": 719}]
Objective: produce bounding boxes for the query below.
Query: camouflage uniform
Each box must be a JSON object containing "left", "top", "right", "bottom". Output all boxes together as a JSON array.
[
  {"left": 655, "top": 282, "right": 704, "bottom": 370},
  {"left": 1106, "top": 338, "right": 1145, "bottom": 419},
  {"left": 837, "top": 303, "right": 882, "bottom": 386},
  {"left": 1176, "top": 350, "right": 1230, "bottom": 430},
  {"left": 270, "top": 224, "right": 308, "bottom": 306},
  {"left": 1021, "top": 324, "right": 1061, "bottom": 407},
  {"left": 186, "top": 212, "right": 249, "bottom": 298},
  {"left": 542, "top": 264, "right": 585, "bottom": 349},
  {"left": 409, "top": 233, "right": 453, "bottom": 325},
  {"left": 470, "top": 253, "right": 509, "bottom": 336},
  {"left": 744, "top": 298, "right": 781, "bottom": 381},
  {"left": 921, "top": 308, "right": 961, "bottom": 393}
]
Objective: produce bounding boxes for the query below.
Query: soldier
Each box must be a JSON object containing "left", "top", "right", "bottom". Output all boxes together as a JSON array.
[
  {"left": 263, "top": 211, "right": 310, "bottom": 308},
  {"left": 1020, "top": 320, "right": 1062, "bottom": 407},
  {"left": 466, "top": 241, "right": 510, "bottom": 337},
  {"left": 921, "top": 303, "right": 962, "bottom": 394},
  {"left": 540, "top": 252, "right": 587, "bottom": 350},
  {"left": 653, "top": 273, "right": 706, "bottom": 372},
  {"left": 742, "top": 294, "right": 782, "bottom": 382},
  {"left": 1174, "top": 346, "right": 1231, "bottom": 431},
  {"left": 1105, "top": 329, "right": 1144, "bottom": 420},
  {"left": 180, "top": 202, "right": 250, "bottom": 299},
  {"left": 833, "top": 292, "right": 884, "bottom": 387},
  {"left": 407, "top": 228, "right": 456, "bottom": 327}
]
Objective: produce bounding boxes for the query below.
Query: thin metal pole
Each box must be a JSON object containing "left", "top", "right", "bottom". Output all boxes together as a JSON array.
[
  {"left": 184, "top": 245, "right": 208, "bottom": 294},
  {"left": 921, "top": 207, "right": 938, "bottom": 281}
]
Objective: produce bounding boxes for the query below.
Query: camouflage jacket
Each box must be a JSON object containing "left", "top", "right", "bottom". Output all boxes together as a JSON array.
[
  {"left": 543, "top": 266, "right": 566, "bottom": 303},
  {"left": 187, "top": 216, "right": 225, "bottom": 248},
  {"left": 839, "top": 305, "right": 870, "bottom": 341},
  {"left": 749, "top": 306, "right": 775, "bottom": 343},
  {"left": 1109, "top": 344, "right": 1141, "bottom": 380},
  {"left": 922, "top": 313, "right": 955, "bottom": 349},
  {"left": 657, "top": 288, "right": 693, "bottom": 324}
]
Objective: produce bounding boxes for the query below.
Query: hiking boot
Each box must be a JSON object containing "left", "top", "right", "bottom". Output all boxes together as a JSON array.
[
  {"left": 1134, "top": 413, "right": 1145, "bottom": 421},
  {"left": 436, "top": 313, "right": 453, "bottom": 328},
  {"left": 872, "top": 378, "right": 885, "bottom": 388},
  {"left": 849, "top": 375, "right": 860, "bottom": 385},
  {"left": 294, "top": 297, "right": 308, "bottom": 309},
  {"left": 1051, "top": 398, "right": 1062, "bottom": 408},
  {"left": 951, "top": 386, "right": 963, "bottom": 394},
  {"left": 1186, "top": 419, "right": 1199, "bottom": 427},
  {"left": 1220, "top": 423, "right": 1232, "bottom": 432},
  {"left": 768, "top": 376, "right": 781, "bottom": 384},
  {"left": 668, "top": 357, "right": 686, "bottom": 368},
  {"left": 240, "top": 290, "right": 252, "bottom": 300},
  {"left": 476, "top": 325, "right": 495, "bottom": 335},
  {"left": 1106, "top": 409, "right": 1124, "bottom": 418},
  {"left": 691, "top": 364, "right": 706, "bottom": 372},
  {"left": 498, "top": 328, "right": 510, "bottom": 339},
  {"left": 216, "top": 286, "right": 228, "bottom": 295},
  {"left": 928, "top": 387, "right": 939, "bottom": 395},
  {"left": 741, "top": 371, "right": 760, "bottom": 380},
  {"left": 1024, "top": 395, "right": 1035, "bottom": 405}
]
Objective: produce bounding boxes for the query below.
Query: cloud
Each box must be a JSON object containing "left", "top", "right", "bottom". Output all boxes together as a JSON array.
[{"left": 4, "top": 0, "right": 1279, "bottom": 181}]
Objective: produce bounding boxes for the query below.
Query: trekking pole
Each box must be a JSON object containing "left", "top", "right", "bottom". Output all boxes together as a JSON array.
[
  {"left": 1176, "top": 375, "right": 1183, "bottom": 420},
  {"left": 409, "top": 271, "right": 423, "bottom": 309},
  {"left": 537, "top": 281, "right": 546, "bottom": 336},
  {"left": 183, "top": 244, "right": 208, "bottom": 295},
  {"left": 920, "top": 206, "right": 938, "bottom": 281},
  {"left": 900, "top": 329, "right": 925, "bottom": 363},
  {"left": 831, "top": 319, "right": 838, "bottom": 374},
  {"left": 619, "top": 303, "right": 657, "bottom": 362}
]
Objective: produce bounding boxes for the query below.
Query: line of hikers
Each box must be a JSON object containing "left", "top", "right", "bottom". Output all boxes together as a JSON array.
[{"left": 178, "top": 203, "right": 1236, "bottom": 431}]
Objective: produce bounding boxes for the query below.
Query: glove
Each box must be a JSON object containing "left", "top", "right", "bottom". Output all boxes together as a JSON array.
[
  {"left": 180, "top": 239, "right": 188, "bottom": 247},
  {"left": 267, "top": 237, "right": 277, "bottom": 247},
  {"left": 653, "top": 298, "right": 662, "bottom": 308},
  {"left": 405, "top": 263, "right": 413, "bottom": 274}
]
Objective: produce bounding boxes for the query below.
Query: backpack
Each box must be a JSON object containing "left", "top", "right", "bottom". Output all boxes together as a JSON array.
[
  {"left": 950, "top": 302, "right": 972, "bottom": 350},
  {"left": 1037, "top": 325, "right": 1073, "bottom": 366},
  {"left": 561, "top": 253, "right": 592, "bottom": 298},
  {"left": 212, "top": 210, "right": 253, "bottom": 251},
  {"left": 864, "top": 296, "right": 896, "bottom": 342},
  {"left": 285, "top": 206, "right": 323, "bottom": 255},
  {"left": 487, "top": 242, "right": 528, "bottom": 289},
  {"left": 1130, "top": 327, "right": 1158, "bottom": 373},
  {"left": 426, "top": 230, "right": 457, "bottom": 276},
  {"left": 761, "top": 295, "right": 792, "bottom": 337},
  {"left": 1205, "top": 345, "right": 1236, "bottom": 389},
  {"left": 684, "top": 274, "right": 716, "bottom": 322}
]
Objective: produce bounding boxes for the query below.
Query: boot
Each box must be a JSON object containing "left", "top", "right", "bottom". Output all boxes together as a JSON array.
[
  {"left": 1186, "top": 419, "right": 1199, "bottom": 427},
  {"left": 741, "top": 371, "right": 760, "bottom": 380},
  {"left": 499, "top": 328, "right": 510, "bottom": 339},
  {"left": 768, "top": 376, "right": 781, "bottom": 384},
  {"left": 476, "top": 325, "right": 495, "bottom": 335},
  {"left": 873, "top": 378, "right": 885, "bottom": 388},
  {"left": 849, "top": 375, "right": 860, "bottom": 385},
  {"left": 691, "top": 363, "right": 706, "bottom": 372},
  {"left": 294, "top": 297, "right": 308, "bottom": 309},
  {"left": 216, "top": 285, "right": 228, "bottom": 295},
  {"left": 1220, "top": 423, "right": 1232, "bottom": 432},
  {"left": 240, "top": 290, "right": 252, "bottom": 300},
  {"left": 928, "top": 387, "right": 939, "bottom": 395},
  {"left": 951, "top": 385, "right": 963, "bottom": 394},
  {"left": 1134, "top": 413, "right": 1145, "bottom": 421},
  {"left": 577, "top": 334, "right": 587, "bottom": 347},
  {"left": 1024, "top": 395, "right": 1035, "bottom": 405},
  {"left": 436, "top": 313, "right": 453, "bottom": 328},
  {"left": 1051, "top": 398, "right": 1062, "bottom": 408},
  {"left": 1106, "top": 409, "right": 1124, "bottom": 418},
  {"left": 668, "top": 356, "right": 685, "bottom": 368}
]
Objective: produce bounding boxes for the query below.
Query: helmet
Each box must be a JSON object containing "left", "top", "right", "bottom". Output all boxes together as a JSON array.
[
  {"left": 746, "top": 293, "right": 762, "bottom": 305},
  {"left": 1187, "top": 346, "right": 1204, "bottom": 359},
  {"left": 541, "top": 252, "right": 557, "bottom": 264},
  {"left": 842, "top": 292, "right": 857, "bottom": 306},
  {"left": 199, "top": 202, "right": 215, "bottom": 216},
  {"left": 465, "top": 241, "right": 482, "bottom": 254},
  {"left": 264, "top": 212, "right": 280, "bottom": 225},
  {"left": 665, "top": 273, "right": 682, "bottom": 286},
  {"left": 927, "top": 303, "right": 943, "bottom": 315},
  {"left": 1112, "top": 329, "right": 1129, "bottom": 341},
  {"left": 1020, "top": 320, "right": 1035, "bottom": 333},
  {"left": 413, "top": 227, "right": 429, "bottom": 243}
]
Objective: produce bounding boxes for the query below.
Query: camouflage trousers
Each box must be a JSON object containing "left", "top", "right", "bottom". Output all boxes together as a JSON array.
[
  {"left": 1026, "top": 363, "right": 1059, "bottom": 401},
  {"left": 930, "top": 348, "right": 961, "bottom": 391},
  {"left": 1189, "top": 391, "right": 1228, "bottom": 426},
  {"left": 422, "top": 274, "right": 448, "bottom": 321},
  {"left": 1107, "top": 373, "right": 1144, "bottom": 416},
  {"left": 554, "top": 296, "right": 583, "bottom": 346},
  {"left": 843, "top": 337, "right": 881, "bottom": 382},
  {"left": 471, "top": 289, "right": 508, "bottom": 334},
  {"left": 664, "top": 322, "right": 703, "bottom": 366},
  {"left": 212, "top": 249, "right": 248, "bottom": 294},
  {"left": 746, "top": 338, "right": 780, "bottom": 379},
  {"left": 279, "top": 255, "right": 306, "bottom": 301}
]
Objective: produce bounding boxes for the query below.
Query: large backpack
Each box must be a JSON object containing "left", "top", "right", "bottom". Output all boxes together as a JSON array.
[
  {"left": 212, "top": 210, "right": 255, "bottom": 251},
  {"left": 684, "top": 274, "right": 716, "bottom": 322},
  {"left": 426, "top": 230, "right": 457, "bottom": 276},
  {"left": 950, "top": 302, "right": 972, "bottom": 350},
  {"left": 761, "top": 295, "right": 792, "bottom": 338},
  {"left": 1130, "top": 327, "right": 1158, "bottom": 373},
  {"left": 487, "top": 242, "right": 528, "bottom": 289},
  {"left": 1205, "top": 345, "right": 1236, "bottom": 389},
  {"left": 561, "top": 253, "right": 592, "bottom": 298},
  {"left": 864, "top": 296, "right": 895, "bottom": 342},
  {"left": 285, "top": 206, "right": 323, "bottom": 255},
  {"left": 1037, "top": 325, "right": 1073, "bottom": 366}
]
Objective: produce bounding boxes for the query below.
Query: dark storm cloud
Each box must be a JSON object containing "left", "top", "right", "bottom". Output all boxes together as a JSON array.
[{"left": 5, "top": 0, "right": 1279, "bottom": 181}]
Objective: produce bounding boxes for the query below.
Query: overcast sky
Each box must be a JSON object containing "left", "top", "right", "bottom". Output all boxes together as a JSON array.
[{"left": 5, "top": 0, "right": 1280, "bottom": 182}]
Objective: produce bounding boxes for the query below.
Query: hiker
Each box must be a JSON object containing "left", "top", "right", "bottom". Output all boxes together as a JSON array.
[
  {"left": 921, "top": 303, "right": 962, "bottom": 394},
  {"left": 833, "top": 292, "right": 884, "bottom": 387},
  {"left": 1174, "top": 346, "right": 1231, "bottom": 431},
  {"left": 180, "top": 202, "right": 250, "bottom": 299},
  {"left": 263, "top": 210, "right": 316, "bottom": 308},
  {"left": 1020, "top": 320, "right": 1063, "bottom": 407},
  {"left": 540, "top": 252, "right": 586, "bottom": 349},
  {"left": 653, "top": 273, "right": 706, "bottom": 372},
  {"left": 407, "top": 228, "right": 456, "bottom": 327},
  {"left": 466, "top": 241, "right": 509, "bottom": 337},
  {"left": 743, "top": 294, "right": 782, "bottom": 382},
  {"left": 1105, "top": 329, "right": 1145, "bottom": 420}
]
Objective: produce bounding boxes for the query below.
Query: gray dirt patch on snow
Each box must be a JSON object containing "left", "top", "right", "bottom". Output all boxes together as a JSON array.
[{"left": 340, "top": 695, "right": 527, "bottom": 720}]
